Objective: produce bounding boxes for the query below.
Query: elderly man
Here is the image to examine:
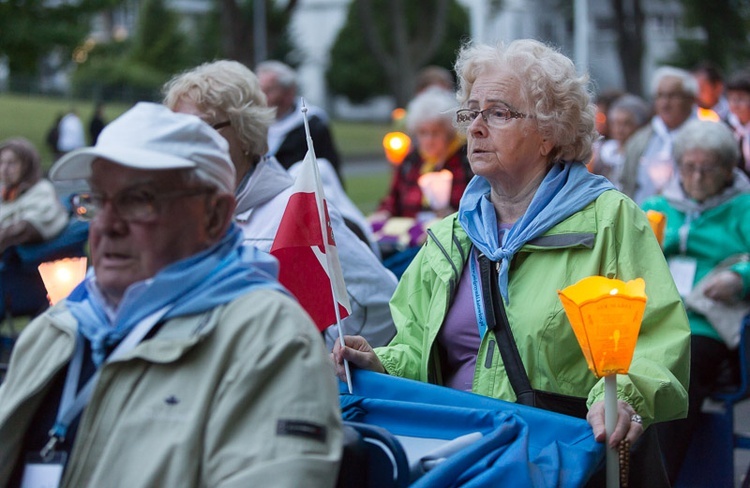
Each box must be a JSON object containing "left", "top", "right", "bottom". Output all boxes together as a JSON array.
[
  {"left": 692, "top": 61, "right": 729, "bottom": 121},
  {"left": 0, "top": 103, "right": 342, "bottom": 487},
  {"left": 621, "top": 66, "right": 698, "bottom": 203},
  {"left": 163, "top": 60, "right": 397, "bottom": 350},
  {"left": 256, "top": 60, "right": 343, "bottom": 183},
  {"left": 726, "top": 70, "right": 750, "bottom": 177}
]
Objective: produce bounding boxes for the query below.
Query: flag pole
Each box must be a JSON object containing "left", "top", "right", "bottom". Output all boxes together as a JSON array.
[{"left": 300, "top": 99, "right": 353, "bottom": 394}]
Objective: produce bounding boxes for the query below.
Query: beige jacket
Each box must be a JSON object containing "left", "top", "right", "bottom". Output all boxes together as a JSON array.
[
  {"left": 0, "top": 179, "right": 68, "bottom": 239},
  {"left": 0, "top": 289, "right": 342, "bottom": 487}
]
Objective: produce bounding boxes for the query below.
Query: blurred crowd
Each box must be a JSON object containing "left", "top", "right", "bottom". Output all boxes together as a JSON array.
[{"left": 0, "top": 44, "right": 749, "bottom": 488}]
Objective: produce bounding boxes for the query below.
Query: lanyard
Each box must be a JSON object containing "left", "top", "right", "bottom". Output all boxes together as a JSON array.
[
  {"left": 678, "top": 211, "right": 697, "bottom": 255},
  {"left": 40, "top": 305, "right": 171, "bottom": 459},
  {"left": 469, "top": 247, "right": 490, "bottom": 341}
]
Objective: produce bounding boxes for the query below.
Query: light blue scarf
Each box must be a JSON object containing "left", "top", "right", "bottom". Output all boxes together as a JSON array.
[
  {"left": 66, "top": 224, "right": 284, "bottom": 366},
  {"left": 458, "top": 162, "right": 614, "bottom": 303}
]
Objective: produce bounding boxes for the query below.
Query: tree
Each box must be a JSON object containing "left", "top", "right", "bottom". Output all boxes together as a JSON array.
[
  {"left": 217, "top": 0, "right": 298, "bottom": 67},
  {"left": 327, "top": 0, "right": 470, "bottom": 106},
  {"left": 0, "top": 0, "right": 120, "bottom": 82},
  {"left": 72, "top": 0, "right": 195, "bottom": 102},
  {"left": 667, "top": 0, "right": 750, "bottom": 72},
  {"left": 129, "top": 0, "right": 192, "bottom": 75},
  {"left": 611, "top": 0, "right": 645, "bottom": 95}
]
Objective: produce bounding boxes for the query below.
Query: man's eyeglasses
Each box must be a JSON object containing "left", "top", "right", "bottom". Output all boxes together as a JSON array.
[
  {"left": 71, "top": 187, "right": 215, "bottom": 223},
  {"left": 456, "top": 107, "right": 532, "bottom": 129},
  {"left": 654, "top": 92, "right": 691, "bottom": 102}
]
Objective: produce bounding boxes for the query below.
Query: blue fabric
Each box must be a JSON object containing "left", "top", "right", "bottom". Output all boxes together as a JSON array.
[
  {"left": 66, "top": 224, "right": 284, "bottom": 365},
  {"left": 340, "top": 369, "right": 603, "bottom": 487},
  {"left": 458, "top": 162, "right": 614, "bottom": 303}
]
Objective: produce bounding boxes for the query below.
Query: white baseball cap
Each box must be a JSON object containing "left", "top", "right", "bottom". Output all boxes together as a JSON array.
[{"left": 50, "top": 102, "right": 235, "bottom": 193}]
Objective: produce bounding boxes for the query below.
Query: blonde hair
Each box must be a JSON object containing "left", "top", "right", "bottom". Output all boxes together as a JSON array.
[{"left": 163, "top": 60, "right": 276, "bottom": 160}]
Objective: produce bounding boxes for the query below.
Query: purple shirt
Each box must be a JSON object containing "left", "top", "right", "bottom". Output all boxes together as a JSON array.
[
  {"left": 438, "top": 258, "right": 481, "bottom": 391},
  {"left": 439, "top": 226, "right": 511, "bottom": 391}
]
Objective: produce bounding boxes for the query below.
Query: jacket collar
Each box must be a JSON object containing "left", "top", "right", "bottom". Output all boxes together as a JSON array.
[
  {"left": 235, "top": 156, "right": 294, "bottom": 217},
  {"left": 48, "top": 303, "right": 219, "bottom": 366},
  {"left": 425, "top": 204, "right": 599, "bottom": 282}
]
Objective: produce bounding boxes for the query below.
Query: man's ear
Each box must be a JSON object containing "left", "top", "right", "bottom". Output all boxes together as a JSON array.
[{"left": 205, "top": 194, "right": 236, "bottom": 241}]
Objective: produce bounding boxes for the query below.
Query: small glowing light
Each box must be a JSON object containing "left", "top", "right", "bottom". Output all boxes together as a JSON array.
[
  {"left": 382, "top": 132, "right": 411, "bottom": 164},
  {"left": 696, "top": 107, "right": 720, "bottom": 122},
  {"left": 391, "top": 108, "right": 407, "bottom": 121},
  {"left": 38, "top": 257, "right": 88, "bottom": 305}
]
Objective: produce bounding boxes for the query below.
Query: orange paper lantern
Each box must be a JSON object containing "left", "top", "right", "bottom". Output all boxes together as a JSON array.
[
  {"left": 646, "top": 210, "right": 666, "bottom": 246},
  {"left": 38, "top": 257, "right": 88, "bottom": 305},
  {"left": 382, "top": 131, "right": 411, "bottom": 164},
  {"left": 558, "top": 276, "right": 647, "bottom": 377}
]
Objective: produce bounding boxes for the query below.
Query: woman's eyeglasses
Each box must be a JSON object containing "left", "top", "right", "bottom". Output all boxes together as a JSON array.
[
  {"left": 212, "top": 120, "right": 231, "bottom": 130},
  {"left": 456, "top": 107, "right": 532, "bottom": 129}
]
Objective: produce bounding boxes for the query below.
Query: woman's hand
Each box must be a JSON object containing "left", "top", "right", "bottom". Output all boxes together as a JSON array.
[
  {"left": 587, "top": 400, "right": 644, "bottom": 448},
  {"left": 703, "top": 270, "right": 744, "bottom": 303},
  {"left": 331, "top": 335, "right": 386, "bottom": 382}
]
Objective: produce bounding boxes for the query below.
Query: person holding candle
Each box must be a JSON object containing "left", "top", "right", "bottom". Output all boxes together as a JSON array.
[
  {"left": 334, "top": 39, "right": 690, "bottom": 486},
  {"left": 641, "top": 119, "right": 750, "bottom": 484},
  {"left": 0, "top": 103, "right": 342, "bottom": 487},
  {"left": 620, "top": 67, "right": 698, "bottom": 204},
  {"left": 373, "top": 86, "right": 473, "bottom": 221}
]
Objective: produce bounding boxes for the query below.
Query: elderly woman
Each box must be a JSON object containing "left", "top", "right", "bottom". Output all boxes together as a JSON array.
[
  {"left": 163, "top": 60, "right": 397, "bottom": 350},
  {"left": 375, "top": 87, "right": 472, "bottom": 219},
  {"left": 642, "top": 119, "right": 750, "bottom": 484},
  {"left": 0, "top": 138, "right": 68, "bottom": 253},
  {"left": 335, "top": 40, "right": 689, "bottom": 485},
  {"left": 590, "top": 94, "right": 651, "bottom": 189}
]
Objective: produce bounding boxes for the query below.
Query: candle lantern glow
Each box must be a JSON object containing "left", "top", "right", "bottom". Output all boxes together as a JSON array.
[
  {"left": 382, "top": 131, "right": 411, "bottom": 164},
  {"left": 38, "top": 257, "right": 88, "bottom": 305},
  {"left": 646, "top": 210, "right": 666, "bottom": 246},
  {"left": 559, "top": 275, "right": 647, "bottom": 487},
  {"left": 417, "top": 170, "right": 454, "bottom": 211},
  {"left": 558, "top": 276, "right": 647, "bottom": 377}
]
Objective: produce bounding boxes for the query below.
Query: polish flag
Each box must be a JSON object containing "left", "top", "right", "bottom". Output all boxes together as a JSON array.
[{"left": 271, "top": 149, "right": 351, "bottom": 332}]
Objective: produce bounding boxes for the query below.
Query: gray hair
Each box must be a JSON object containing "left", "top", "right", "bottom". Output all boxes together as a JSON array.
[
  {"left": 672, "top": 120, "right": 739, "bottom": 169},
  {"left": 405, "top": 87, "right": 458, "bottom": 134},
  {"left": 255, "top": 60, "right": 298, "bottom": 90},
  {"left": 455, "top": 39, "right": 597, "bottom": 163},
  {"left": 163, "top": 60, "right": 276, "bottom": 160},
  {"left": 650, "top": 66, "right": 698, "bottom": 98},
  {"left": 609, "top": 94, "right": 652, "bottom": 127}
]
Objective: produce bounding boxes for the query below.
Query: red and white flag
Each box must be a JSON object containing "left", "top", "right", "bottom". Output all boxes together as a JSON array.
[{"left": 271, "top": 149, "right": 351, "bottom": 332}]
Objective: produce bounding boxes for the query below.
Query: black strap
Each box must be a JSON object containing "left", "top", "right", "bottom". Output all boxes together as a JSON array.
[{"left": 477, "top": 254, "right": 535, "bottom": 406}]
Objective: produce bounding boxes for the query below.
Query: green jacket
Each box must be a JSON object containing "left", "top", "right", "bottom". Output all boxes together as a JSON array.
[
  {"left": 0, "top": 289, "right": 342, "bottom": 488},
  {"left": 376, "top": 190, "right": 690, "bottom": 427},
  {"left": 642, "top": 190, "right": 750, "bottom": 341}
]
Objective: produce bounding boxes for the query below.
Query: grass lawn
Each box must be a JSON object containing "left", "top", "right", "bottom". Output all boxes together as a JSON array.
[
  {"left": 0, "top": 93, "right": 394, "bottom": 212},
  {"left": 0, "top": 93, "right": 131, "bottom": 168},
  {"left": 344, "top": 170, "right": 390, "bottom": 214}
]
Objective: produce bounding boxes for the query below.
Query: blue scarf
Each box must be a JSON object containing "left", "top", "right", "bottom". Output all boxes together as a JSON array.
[
  {"left": 66, "top": 224, "right": 284, "bottom": 366},
  {"left": 458, "top": 162, "right": 614, "bottom": 303}
]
